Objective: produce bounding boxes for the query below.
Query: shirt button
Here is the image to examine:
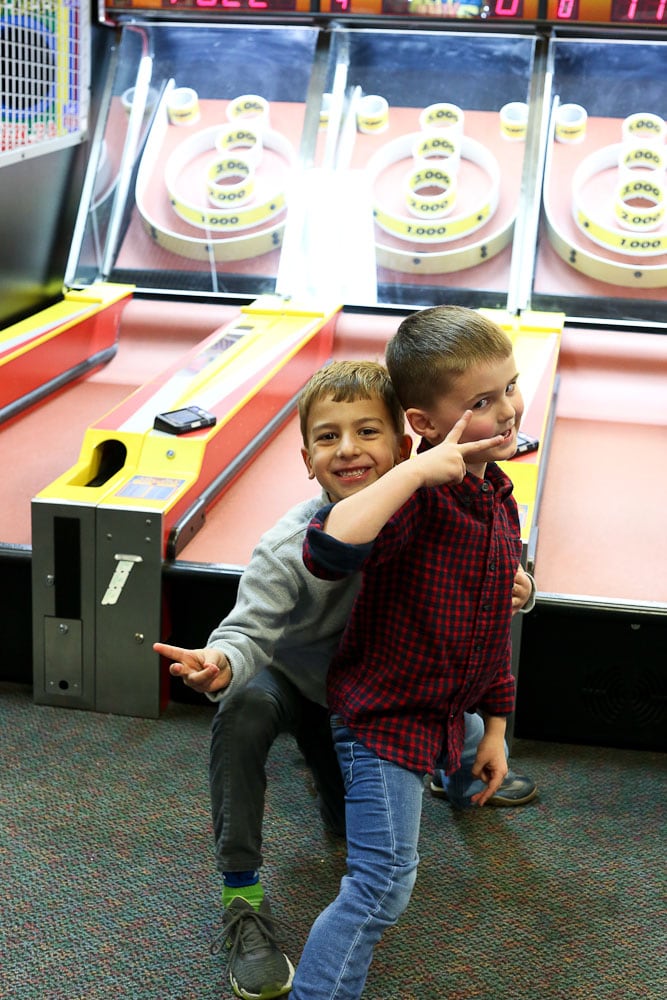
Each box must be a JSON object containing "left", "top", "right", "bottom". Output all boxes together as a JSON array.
[
  {"left": 481, "top": 481, "right": 491, "bottom": 492},
  {"left": 489, "top": 560, "right": 496, "bottom": 571}
]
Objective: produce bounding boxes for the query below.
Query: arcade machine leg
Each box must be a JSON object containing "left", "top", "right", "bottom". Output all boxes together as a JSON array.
[{"left": 32, "top": 502, "right": 165, "bottom": 718}]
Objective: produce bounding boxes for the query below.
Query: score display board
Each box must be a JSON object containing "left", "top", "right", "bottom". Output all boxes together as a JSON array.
[{"left": 100, "top": 0, "right": 667, "bottom": 27}]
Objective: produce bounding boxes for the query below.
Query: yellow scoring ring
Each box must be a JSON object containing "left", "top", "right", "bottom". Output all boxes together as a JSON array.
[
  {"left": 621, "top": 112, "right": 666, "bottom": 145},
  {"left": 226, "top": 94, "right": 270, "bottom": 128},
  {"left": 356, "top": 95, "right": 390, "bottom": 134},
  {"left": 412, "top": 131, "right": 461, "bottom": 172},
  {"left": 419, "top": 102, "right": 464, "bottom": 139},
  {"left": 366, "top": 133, "right": 513, "bottom": 275},
  {"left": 404, "top": 164, "right": 457, "bottom": 219},
  {"left": 571, "top": 143, "right": 667, "bottom": 256},
  {"left": 206, "top": 156, "right": 255, "bottom": 208},
  {"left": 122, "top": 85, "right": 159, "bottom": 119},
  {"left": 368, "top": 133, "right": 500, "bottom": 244},
  {"left": 166, "top": 87, "right": 200, "bottom": 126},
  {"left": 214, "top": 124, "right": 263, "bottom": 166},
  {"left": 555, "top": 103, "right": 587, "bottom": 144},
  {"left": 543, "top": 109, "right": 667, "bottom": 288},
  {"left": 499, "top": 102, "right": 529, "bottom": 142},
  {"left": 134, "top": 91, "right": 295, "bottom": 263},
  {"left": 619, "top": 144, "right": 666, "bottom": 173},
  {"left": 613, "top": 174, "right": 665, "bottom": 233},
  {"left": 164, "top": 124, "right": 295, "bottom": 233}
]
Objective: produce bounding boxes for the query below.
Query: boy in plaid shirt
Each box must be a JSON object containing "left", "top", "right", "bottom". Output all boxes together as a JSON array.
[{"left": 292, "top": 306, "right": 535, "bottom": 999}]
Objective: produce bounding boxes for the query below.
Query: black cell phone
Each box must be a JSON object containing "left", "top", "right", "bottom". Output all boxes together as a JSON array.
[
  {"left": 153, "top": 405, "right": 217, "bottom": 435},
  {"left": 512, "top": 431, "right": 540, "bottom": 457}
]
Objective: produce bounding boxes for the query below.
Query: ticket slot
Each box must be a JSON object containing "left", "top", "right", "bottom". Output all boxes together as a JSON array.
[
  {"left": 38, "top": 516, "right": 86, "bottom": 706},
  {"left": 53, "top": 516, "right": 81, "bottom": 621}
]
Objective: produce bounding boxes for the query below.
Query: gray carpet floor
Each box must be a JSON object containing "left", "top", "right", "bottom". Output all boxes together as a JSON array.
[{"left": 1, "top": 683, "right": 665, "bottom": 1000}]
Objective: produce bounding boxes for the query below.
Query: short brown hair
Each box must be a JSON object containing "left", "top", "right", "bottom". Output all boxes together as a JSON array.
[
  {"left": 298, "top": 360, "right": 405, "bottom": 445},
  {"left": 386, "top": 305, "right": 513, "bottom": 411}
]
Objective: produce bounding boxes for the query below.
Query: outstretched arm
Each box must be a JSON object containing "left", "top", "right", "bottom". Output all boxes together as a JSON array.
[
  {"left": 324, "top": 411, "right": 504, "bottom": 545},
  {"left": 153, "top": 642, "right": 232, "bottom": 695}
]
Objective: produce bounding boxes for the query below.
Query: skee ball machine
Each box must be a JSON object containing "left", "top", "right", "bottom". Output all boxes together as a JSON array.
[{"left": 19, "top": 1, "right": 665, "bottom": 746}]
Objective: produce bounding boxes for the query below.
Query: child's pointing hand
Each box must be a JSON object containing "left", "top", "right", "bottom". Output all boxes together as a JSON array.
[{"left": 416, "top": 411, "right": 505, "bottom": 488}]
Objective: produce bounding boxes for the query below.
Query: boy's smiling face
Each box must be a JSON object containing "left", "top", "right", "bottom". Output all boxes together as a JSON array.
[
  {"left": 408, "top": 352, "right": 524, "bottom": 477},
  {"left": 302, "top": 394, "right": 411, "bottom": 504}
]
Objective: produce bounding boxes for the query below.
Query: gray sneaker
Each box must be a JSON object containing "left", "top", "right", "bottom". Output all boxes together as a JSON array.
[
  {"left": 211, "top": 896, "right": 294, "bottom": 999},
  {"left": 430, "top": 769, "right": 538, "bottom": 807}
]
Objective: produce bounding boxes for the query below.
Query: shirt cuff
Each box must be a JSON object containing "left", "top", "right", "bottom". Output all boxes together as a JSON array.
[
  {"left": 519, "top": 572, "right": 537, "bottom": 614},
  {"left": 306, "top": 504, "right": 374, "bottom": 576}
]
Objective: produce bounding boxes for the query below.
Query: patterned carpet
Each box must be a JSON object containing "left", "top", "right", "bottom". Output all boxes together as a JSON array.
[{"left": 1, "top": 683, "right": 665, "bottom": 1000}]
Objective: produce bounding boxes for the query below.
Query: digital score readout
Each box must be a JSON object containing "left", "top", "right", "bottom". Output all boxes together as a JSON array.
[
  {"left": 547, "top": 0, "right": 666, "bottom": 20},
  {"left": 168, "top": 0, "right": 298, "bottom": 8},
  {"left": 379, "top": 0, "right": 526, "bottom": 17},
  {"left": 380, "top": 0, "right": 666, "bottom": 17},
  {"left": 326, "top": 0, "right": 666, "bottom": 20},
  {"left": 610, "top": 0, "right": 666, "bottom": 21},
  {"left": 103, "top": 0, "right": 667, "bottom": 22},
  {"left": 104, "top": 0, "right": 302, "bottom": 11}
]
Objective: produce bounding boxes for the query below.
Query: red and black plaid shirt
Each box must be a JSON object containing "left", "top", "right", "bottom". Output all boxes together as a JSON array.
[{"left": 303, "top": 461, "right": 522, "bottom": 775}]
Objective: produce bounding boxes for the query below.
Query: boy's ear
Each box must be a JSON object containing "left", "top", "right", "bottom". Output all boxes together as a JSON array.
[
  {"left": 397, "top": 434, "right": 413, "bottom": 463},
  {"left": 300, "top": 447, "right": 316, "bottom": 480},
  {"left": 405, "top": 407, "right": 437, "bottom": 442}
]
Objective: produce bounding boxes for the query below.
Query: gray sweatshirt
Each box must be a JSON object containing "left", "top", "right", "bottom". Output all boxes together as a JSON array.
[{"left": 206, "top": 493, "right": 359, "bottom": 707}]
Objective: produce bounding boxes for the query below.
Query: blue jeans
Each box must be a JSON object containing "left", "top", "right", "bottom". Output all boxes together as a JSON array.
[
  {"left": 290, "top": 714, "right": 509, "bottom": 998},
  {"left": 290, "top": 721, "right": 424, "bottom": 1000}
]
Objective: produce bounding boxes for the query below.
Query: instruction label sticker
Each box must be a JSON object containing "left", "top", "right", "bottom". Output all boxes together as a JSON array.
[{"left": 116, "top": 476, "right": 185, "bottom": 501}]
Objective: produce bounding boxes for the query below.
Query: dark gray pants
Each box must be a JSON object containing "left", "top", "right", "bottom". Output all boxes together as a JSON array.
[{"left": 209, "top": 666, "right": 345, "bottom": 874}]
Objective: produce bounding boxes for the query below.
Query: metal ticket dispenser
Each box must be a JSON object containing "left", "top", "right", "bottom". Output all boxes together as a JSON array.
[{"left": 31, "top": 296, "right": 339, "bottom": 717}]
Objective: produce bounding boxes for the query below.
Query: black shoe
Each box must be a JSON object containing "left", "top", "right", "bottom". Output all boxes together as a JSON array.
[
  {"left": 211, "top": 896, "right": 294, "bottom": 999},
  {"left": 430, "top": 769, "right": 538, "bottom": 807}
]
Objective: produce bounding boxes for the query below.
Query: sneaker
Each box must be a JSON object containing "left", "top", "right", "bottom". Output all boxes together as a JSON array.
[
  {"left": 210, "top": 896, "right": 295, "bottom": 999},
  {"left": 429, "top": 769, "right": 538, "bottom": 807}
]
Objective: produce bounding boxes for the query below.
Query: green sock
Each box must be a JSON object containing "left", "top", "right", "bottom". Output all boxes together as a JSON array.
[{"left": 223, "top": 880, "right": 264, "bottom": 911}]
